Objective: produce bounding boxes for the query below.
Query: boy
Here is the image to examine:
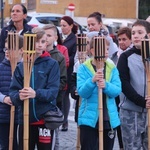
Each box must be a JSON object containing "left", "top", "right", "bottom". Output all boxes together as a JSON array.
[
  {"left": 117, "top": 19, "right": 150, "bottom": 149},
  {"left": 0, "top": 35, "right": 23, "bottom": 150},
  {"left": 43, "top": 24, "right": 67, "bottom": 150},
  {"left": 9, "top": 28, "right": 60, "bottom": 150}
]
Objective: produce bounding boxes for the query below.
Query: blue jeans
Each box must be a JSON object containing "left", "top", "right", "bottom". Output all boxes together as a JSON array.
[{"left": 0, "top": 123, "right": 18, "bottom": 150}]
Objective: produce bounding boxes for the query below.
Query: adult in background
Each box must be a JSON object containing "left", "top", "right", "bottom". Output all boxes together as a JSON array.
[
  {"left": 111, "top": 26, "right": 132, "bottom": 150},
  {"left": 87, "top": 12, "right": 118, "bottom": 58},
  {"left": 111, "top": 27, "right": 133, "bottom": 64},
  {"left": 0, "top": 3, "right": 32, "bottom": 63},
  {"left": 60, "top": 16, "right": 77, "bottom": 131}
]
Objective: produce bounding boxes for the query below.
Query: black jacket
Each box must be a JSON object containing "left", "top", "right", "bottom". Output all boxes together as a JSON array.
[
  {"left": 0, "top": 22, "right": 33, "bottom": 62},
  {"left": 63, "top": 32, "right": 76, "bottom": 91}
]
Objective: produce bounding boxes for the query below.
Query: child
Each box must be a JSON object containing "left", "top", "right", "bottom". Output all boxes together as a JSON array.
[
  {"left": 77, "top": 35, "right": 121, "bottom": 150},
  {"left": 117, "top": 19, "right": 150, "bottom": 149},
  {"left": 0, "top": 35, "right": 23, "bottom": 150},
  {"left": 9, "top": 28, "right": 60, "bottom": 150},
  {"left": 43, "top": 24, "right": 67, "bottom": 150}
]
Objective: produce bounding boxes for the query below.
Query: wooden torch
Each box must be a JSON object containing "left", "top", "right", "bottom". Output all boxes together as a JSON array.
[
  {"left": 93, "top": 36, "right": 106, "bottom": 150},
  {"left": 23, "top": 32, "right": 36, "bottom": 150},
  {"left": 76, "top": 33, "right": 87, "bottom": 150},
  {"left": 141, "top": 38, "right": 150, "bottom": 150},
  {"left": 8, "top": 31, "right": 20, "bottom": 150}
]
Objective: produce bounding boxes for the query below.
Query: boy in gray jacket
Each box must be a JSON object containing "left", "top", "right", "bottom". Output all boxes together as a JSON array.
[{"left": 117, "top": 19, "right": 150, "bottom": 150}]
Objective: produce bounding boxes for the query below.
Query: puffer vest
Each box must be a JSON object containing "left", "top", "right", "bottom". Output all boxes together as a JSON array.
[{"left": 0, "top": 59, "right": 18, "bottom": 123}]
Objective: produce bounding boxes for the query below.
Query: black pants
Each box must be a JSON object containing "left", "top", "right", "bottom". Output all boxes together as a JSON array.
[
  {"left": 80, "top": 125, "right": 116, "bottom": 150},
  {"left": 18, "top": 124, "right": 54, "bottom": 150},
  {"left": 0, "top": 123, "right": 18, "bottom": 150}
]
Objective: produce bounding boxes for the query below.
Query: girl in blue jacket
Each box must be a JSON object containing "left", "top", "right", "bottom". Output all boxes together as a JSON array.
[{"left": 77, "top": 36, "right": 121, "bottom": 150}]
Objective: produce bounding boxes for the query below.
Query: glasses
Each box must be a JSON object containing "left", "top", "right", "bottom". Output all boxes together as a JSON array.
[{"left": 3, "top": 47, "right": 8, "bottom": 52}]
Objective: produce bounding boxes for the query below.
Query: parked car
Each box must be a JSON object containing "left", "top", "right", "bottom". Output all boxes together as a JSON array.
[{"left": 26, "top": 12, "right": 87, "bottom": 33}]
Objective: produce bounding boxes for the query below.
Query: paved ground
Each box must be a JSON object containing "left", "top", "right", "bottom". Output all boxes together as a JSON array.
[{"left": 58, "top": 99, "right": 120, "bottom": 150}]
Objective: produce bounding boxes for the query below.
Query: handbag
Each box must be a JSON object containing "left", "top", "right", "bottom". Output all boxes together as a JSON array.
[{"left": 43, "top": 106, "right": 64, "bottom": 130}]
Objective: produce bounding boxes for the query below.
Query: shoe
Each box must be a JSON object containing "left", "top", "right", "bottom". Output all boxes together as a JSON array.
[{"left": 61, "top": 122, "right": 68, "bottom": 131}]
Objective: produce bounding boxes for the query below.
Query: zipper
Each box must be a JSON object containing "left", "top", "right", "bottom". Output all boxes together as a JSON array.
[{"left": 32, "top": 67, "right": 39, "bottom": 121}]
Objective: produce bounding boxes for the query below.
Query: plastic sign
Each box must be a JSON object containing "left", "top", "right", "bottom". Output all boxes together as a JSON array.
[{"left": 68, "top": 3, "right": 75, "bottom": 11}]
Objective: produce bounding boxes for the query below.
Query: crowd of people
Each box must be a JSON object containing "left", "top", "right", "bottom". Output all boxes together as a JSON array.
[{"left": 1, "top": 3, "right": 150, "bottom": 150}]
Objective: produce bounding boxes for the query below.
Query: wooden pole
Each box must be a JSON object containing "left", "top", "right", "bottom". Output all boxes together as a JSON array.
[
  {"left": 8, "top": 31, "right": 19, "bottom": 150},
  {"left": 23, "top": 32, "right": 36, "bottom": 150},
  {"left": 76, "top": 34, "right": 87, "bottom": 150},
  {"left": 94, "top": 36, "right": 106, "bottom": 150},
  {"left": 141, "top": 39, "right": 150, "bottom": 150}
]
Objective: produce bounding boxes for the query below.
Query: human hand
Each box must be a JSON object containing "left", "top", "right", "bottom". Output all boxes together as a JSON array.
[
  {"left": 3, "top": 96, "right": 13, "bottom": 106},
  {"left": 97, "top": 78, "right": 105, "bottom": 89},
  {"left": 19, "top": 87, "right": 36, "bottom": 101},
  {"left": 92, "top": 69, "right": 104, "bottom": 83}
]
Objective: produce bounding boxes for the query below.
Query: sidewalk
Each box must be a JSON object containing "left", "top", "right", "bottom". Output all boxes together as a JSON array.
[{"left": 59, "top": 99, "right": 120, "bottom": 150}]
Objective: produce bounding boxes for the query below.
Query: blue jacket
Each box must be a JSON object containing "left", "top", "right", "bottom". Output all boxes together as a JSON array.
[
  {"left": 9, "top": 53, "right": 60, "bottom": 124},
  {"left": 77, "top": 58, "right": 121, "bottom": 128},
  {"left": 0, "top": 59, "right": 18, "bottom": 123}
]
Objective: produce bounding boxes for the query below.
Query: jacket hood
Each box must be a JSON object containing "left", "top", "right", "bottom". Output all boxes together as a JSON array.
[
  {"left": 48, "top": 48, "right": 60, "bottom": 55},
  {"left": 130, "top": 46, "right": 141, "bottom": 55},
  {"left": 34, "top": 51, "right": 50, "bottom": 64}
]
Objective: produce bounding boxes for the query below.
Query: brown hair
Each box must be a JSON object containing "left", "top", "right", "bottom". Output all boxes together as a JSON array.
[
  {"left": 61, "top": 16, "right": 78, "bottom": 34},
  {"left": 132, "top": 19, "right": 150, "bottom": 34},
  {"left": 32, "top": 27, "right": 46, "bottom": 41},
  {"left": 117, "top": 27, "right": 131, "bottom": 40},
  {"left": 5, "top": 35, "right": 23, "bottom": 49},
  {"left": 88, "top": 12, "right": 102, "bottom": 23}
]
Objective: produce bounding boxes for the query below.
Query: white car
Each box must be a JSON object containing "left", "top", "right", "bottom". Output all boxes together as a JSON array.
[
  {"left": 26, "top": 12, "right": 87, "bottom": 34},
  {"left": 26, "top": 12, "right": 63, "bottom": 28}
]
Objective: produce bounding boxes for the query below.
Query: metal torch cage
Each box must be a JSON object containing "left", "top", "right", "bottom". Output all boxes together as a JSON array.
[{"left": 76, "top": 33, "right": 87, "bottom": 64}]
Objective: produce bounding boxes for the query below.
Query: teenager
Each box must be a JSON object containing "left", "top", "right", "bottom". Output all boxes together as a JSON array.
[
  {"left": 9, "top": 28, "right": 60, "bottom": 150},
  {"left": 117, "top": 19, "right": 150, "bottom": 150}
]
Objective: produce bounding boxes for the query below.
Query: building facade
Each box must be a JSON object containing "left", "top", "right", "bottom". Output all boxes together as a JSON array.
[{"left": 4, "top": 0, "right": 138, "bottom": 19}]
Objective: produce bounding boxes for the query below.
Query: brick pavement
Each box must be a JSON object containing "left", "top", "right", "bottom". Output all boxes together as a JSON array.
[{"left": 59, "top": 105, "right": 120, "bottom": 150}]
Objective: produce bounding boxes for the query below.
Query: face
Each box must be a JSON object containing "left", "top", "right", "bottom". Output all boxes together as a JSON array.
[
  {"left": 45, "top": 29, "right": 57, "bottom": 47},
  {"left": 131, "top": 25, "right": 147, "bottom": 49},
  {"left": 90, "top": 41, "right": 109, "bottom": 60},
  {"left": 118, "top": 33, "right": 132, "bottom": 51},
  {"left": 60, "top": 20, "right": 72, "bottom": 35},
  {"left": 36, "top": 34, "right": 47, "bottom": 56},
  {"left": 4, "top": 42, "right": 23, "bottom": 61},
  {"left": 11, "top": 5, "right": 27, "bottom": 23},
  {"left": 87, "top": 17, "right": 102, "bottom": 32}
]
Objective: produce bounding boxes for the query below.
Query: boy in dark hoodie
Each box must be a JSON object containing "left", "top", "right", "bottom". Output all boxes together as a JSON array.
[{"left": 9, "top": 28, "right": 60, "bottom": 150}]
